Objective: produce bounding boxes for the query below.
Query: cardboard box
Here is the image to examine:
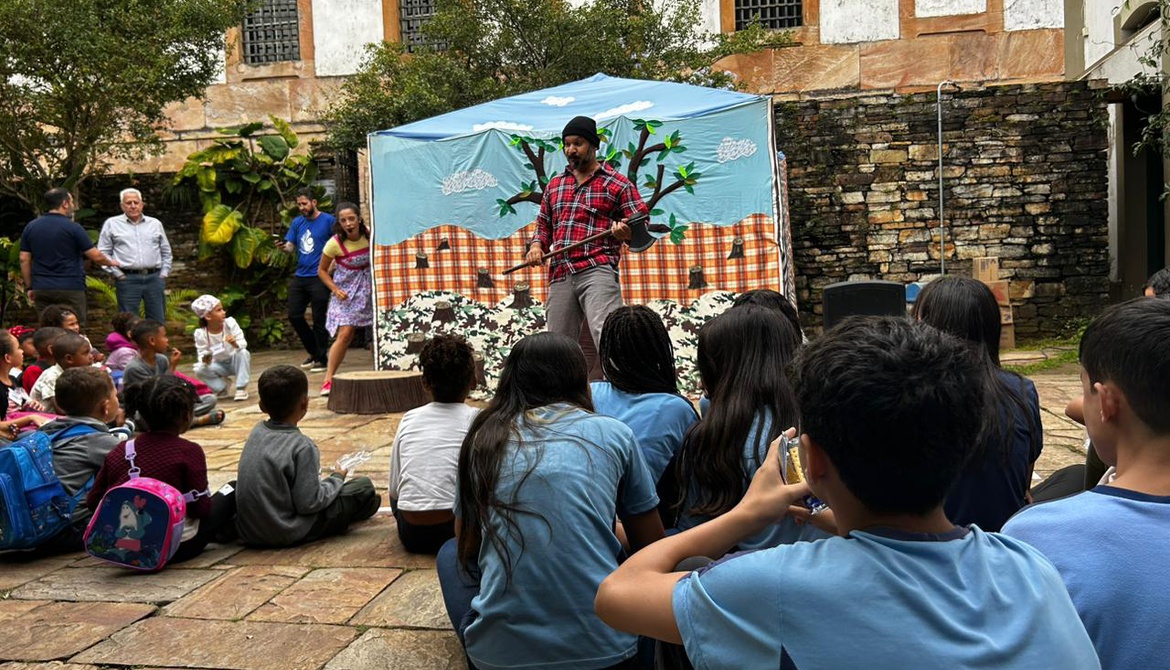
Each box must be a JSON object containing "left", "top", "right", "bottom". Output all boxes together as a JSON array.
[
  {"left": 974, "top": 257, "right": 1000, "bottom": 283},
  {"left": 986, "top": 280, "right": 1011, "bottom": 306},
  {"left": 1000, "top": 323, "right": 1016, "bottom": 351},
  {"left": 999, "top": 303, "right": 1014, "bottom": 325}
]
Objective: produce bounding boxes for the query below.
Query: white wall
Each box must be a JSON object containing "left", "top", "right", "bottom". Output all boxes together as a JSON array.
[
  {"left": 1003, "top": 0, "right": 1063, "bottom": 31},
  {"left": 915, "top": 0, "right": 986, "bottom": 18},
  {"left": 312, "top": 0, "right": 384, "bottom": 77},
  {"left": 1087, "top": 19, "right": 1159, "bottom": 84},
  {"left": 821, "top": 0, "right": 899, "bottom": 43},
  {"left": 1083, "top": 0, "right": 1119, "bottom": 69}
]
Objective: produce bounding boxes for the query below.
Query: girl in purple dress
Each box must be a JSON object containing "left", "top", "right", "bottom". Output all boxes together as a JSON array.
[{"left": 317, "top": 202, "right": 372, "bottom": 396}]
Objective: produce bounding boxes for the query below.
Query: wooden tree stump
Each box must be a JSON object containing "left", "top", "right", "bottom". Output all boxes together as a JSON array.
[{"left": 327, "top": 370, "right": 430, "bottom": 414}]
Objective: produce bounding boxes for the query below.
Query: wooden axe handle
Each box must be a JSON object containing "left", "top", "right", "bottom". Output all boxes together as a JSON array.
[{"left": 501, "top": 212, "right": 650, "bottom": 276}]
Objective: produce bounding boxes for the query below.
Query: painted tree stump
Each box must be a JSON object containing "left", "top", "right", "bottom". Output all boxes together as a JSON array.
[{"left": 327, "top": 370, "right": 429, "bottom": 414}]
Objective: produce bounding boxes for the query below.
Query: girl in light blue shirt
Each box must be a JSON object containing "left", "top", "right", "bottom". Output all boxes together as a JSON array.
[{"left": 436, "top": 332, "right": 663, "bottom": 670}]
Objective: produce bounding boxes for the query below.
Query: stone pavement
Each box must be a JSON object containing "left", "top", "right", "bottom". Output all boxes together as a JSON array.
[{"left": 0, "top": 348, "right": 1086, "bottom": 670}]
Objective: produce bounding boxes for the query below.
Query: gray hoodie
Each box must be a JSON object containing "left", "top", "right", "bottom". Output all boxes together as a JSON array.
[{"left": 39, "top": 416, "right": 121, "bottom": 522}]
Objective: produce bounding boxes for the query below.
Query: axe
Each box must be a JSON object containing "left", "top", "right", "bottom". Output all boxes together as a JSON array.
[{"left": 502, "top": 210, "right": 668, "bottom": 276}]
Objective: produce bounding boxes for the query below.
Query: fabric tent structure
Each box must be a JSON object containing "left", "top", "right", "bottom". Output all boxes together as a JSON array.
[{"left": 366, "top": 73, "right": 793, "bottom": 389}]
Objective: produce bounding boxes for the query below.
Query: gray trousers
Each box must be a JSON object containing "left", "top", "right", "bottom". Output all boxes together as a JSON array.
[{"left": 545, "top": 265, "right": 623, "bottom": 350}]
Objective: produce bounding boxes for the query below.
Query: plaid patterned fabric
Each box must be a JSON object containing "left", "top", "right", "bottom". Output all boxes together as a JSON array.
[
  {"left": 532, "top": 164, "right": 648, "bottom": 283},
  {"left": 372, "top": 214, "right": 781, "bottom": 311}
]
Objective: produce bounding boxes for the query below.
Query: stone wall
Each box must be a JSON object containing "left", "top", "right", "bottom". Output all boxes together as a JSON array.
[{"left": 777, "top": 80, "right": 1110, "bottom": 339}]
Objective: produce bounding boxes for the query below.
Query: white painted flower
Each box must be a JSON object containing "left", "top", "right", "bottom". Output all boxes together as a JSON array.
[
  {"left": 716, "top": 137, "right": 758, "bottom": 163},
  {"left": 541, "top": 96, "right": 575, "bottom": 107},
  {"left": 440, "top": 169, "right": 499, "bottom": 195},
  {"left": 472, "top": 121, "right": 535, "bottom": 132},
  {"left": 594, "top": 101, "right": 654, "bottom": 119}
]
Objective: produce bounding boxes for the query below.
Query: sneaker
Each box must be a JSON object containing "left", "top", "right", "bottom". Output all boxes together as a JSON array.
[
  {"left": 233, "top": 389, "right": 249, "bottom": 401},
  {"left": 309, "top": 361, "right": 328, "bottom": 373},
  {"left": 300, "top": 356, "right": 314, "bottom": 369},
  {"left": 320, "top": 380, "right": 332, "bottom": 397}
]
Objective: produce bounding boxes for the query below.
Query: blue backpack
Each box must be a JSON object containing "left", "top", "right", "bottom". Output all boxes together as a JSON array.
[{"left": 0, "top": 425, "right": 97, "bottom": 550}]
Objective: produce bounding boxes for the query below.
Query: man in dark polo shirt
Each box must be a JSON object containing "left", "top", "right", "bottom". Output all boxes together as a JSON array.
[{"left": 19, "top": 187, "right": 119, "bottom": 324}]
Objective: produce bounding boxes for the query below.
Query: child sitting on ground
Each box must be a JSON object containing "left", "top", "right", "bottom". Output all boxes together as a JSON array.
[
  {"left": 190, "top": 294, "right": 251, "bottom": 401},
  {"left": 21, "top": 327, "right": 64, "bottom": 394},
  {"left": 124, "top": 319, "right": 222, "bottom": 426},
  {"left": 235, "top": 365, "right": 380, "bottom": 547},
  {"left": 35, "top": 367, "right": 123, "bottom": 553},
  {"left": 591, "top": 306, "right": 698, "bottom": 527},
  {"left": 105, "top": 312, "right": 141, "bottom": 375},
  {"left": 40, "top": 303, "right": 103, "bottom": 363},
  {"left": 596, "top": 317, "right": 1099, "bottom": 669},
  {"left": 1, "top": 330, "right": 50, "bottom": 442},
  {"left": 388, "top": 334, "right": 478, "bottom": 554},
  {"left": 1003, "top": 298, "right": 1170, "bottom": 669},
  {"left": 87, "top": 375, "right": 238, "bottom": 564},
  {"left": 31, "top": 332, "right": 94, "bottom": 413}
]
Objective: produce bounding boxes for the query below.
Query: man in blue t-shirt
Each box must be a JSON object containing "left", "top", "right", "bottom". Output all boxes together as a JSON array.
[
  {"left": 282, "top": 188, "right": 335, "bottom": 372},
  {"left": 596, "top": 317, "right": 1099, "bottom": 670},
  {"left": 19, "top": 187, "right": 119, "bottom": 325},
  {"left": 1004, "top": 298, "right": 1170, "bottom": 670}
]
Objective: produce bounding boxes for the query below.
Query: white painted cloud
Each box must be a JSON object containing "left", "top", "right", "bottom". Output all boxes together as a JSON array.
[
  {"left": 716, "top": 137, "right": 758, "bottom": 163},
  {"left": 541, "top": 96, "right": 575, "bottom": 107},
  {"left": 594, "top": 101, "right": 654, "bottom": 119},
  {"left": 441, "top": 169, "right": 499, "bottom": 195},
  {"left": 472, "top": 121, "right": 535, "bottom": 132}
]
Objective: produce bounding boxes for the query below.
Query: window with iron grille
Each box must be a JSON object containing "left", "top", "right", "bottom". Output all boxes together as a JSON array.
[
  {"left": 400, "top": 0, "right": 439, "bottom": 52},
  {"left": 735, "top": 0, "right": 803, "bottom": 31},
  {"left": 242, "top": 0, "right": 301, "bottom": 65}
]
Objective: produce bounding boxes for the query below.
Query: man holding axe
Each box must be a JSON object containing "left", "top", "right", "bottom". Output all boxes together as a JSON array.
[{"left": 524, "top": 116, "right": 648, "bottom": 349}]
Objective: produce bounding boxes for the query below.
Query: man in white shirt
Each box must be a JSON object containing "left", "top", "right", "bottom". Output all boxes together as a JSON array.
[{"left": 97, "top": 188, "right": 173, "bottom": 322}]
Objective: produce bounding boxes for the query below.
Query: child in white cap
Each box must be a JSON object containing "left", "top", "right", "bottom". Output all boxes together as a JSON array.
[{"left": 191, "top": 295, "right": 251, "bottom": 401}]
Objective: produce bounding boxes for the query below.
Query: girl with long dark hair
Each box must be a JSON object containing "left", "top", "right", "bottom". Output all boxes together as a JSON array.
[
  {"left": 674, "top": 305, "right": 819, "bottom": 549},
  {"left": 591, "top": 306, "right": 698, "bottom": 526},
  {"left": 912, "top": 275, "right": 1043, "bottom": 531},
  {"left": 436, "top": 332, "right": 663, "bottom": 670},
  {"left": 317, "top": 202, "right": 372, "bottom": 397}
]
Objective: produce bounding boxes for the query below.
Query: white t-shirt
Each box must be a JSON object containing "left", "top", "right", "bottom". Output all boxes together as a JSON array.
[{"left": 388, "top": 402, "right": 479, "bottom": 512}]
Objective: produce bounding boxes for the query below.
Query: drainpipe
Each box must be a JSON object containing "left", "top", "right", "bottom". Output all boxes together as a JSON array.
[{"left": 937, "top": 80, "right": 959, "bottom": 276}]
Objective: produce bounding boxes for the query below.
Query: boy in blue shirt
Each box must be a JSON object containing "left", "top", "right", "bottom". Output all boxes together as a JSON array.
[
  {"left": 1004, "top": 298, "right": 1170, "bottom": 670},
  {"left": 597, "top": 317, "right": 1099, "bottom": 670},
  {"left": 282, "top": 188, "right": 335, "bottom": 372}
]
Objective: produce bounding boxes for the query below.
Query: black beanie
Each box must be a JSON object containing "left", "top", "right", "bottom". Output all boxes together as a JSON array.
[{"left": 562, "top": 115, "right": 600, "bottom": 148}]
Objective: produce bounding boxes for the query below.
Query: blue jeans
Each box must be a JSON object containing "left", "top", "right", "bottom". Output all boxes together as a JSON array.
[
  {"left": 436, "top": 538, "right": 480, "bottom": 644},
  {"left": 116, "top": 272, "right": 165, "bottom": 322},
  {"left": 195, "top": 350, "right": 252, "bottom": 393}
]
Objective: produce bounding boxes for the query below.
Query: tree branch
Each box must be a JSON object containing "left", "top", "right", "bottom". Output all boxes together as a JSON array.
[
  {"left": 646, "top": 177, "right": 686, "bottom": 212},
  {"left": 520, "top": 140, "right": 547, "bottom": 185},
  {"left": 506, "top": 192, "right": 543, "bottom": 206}
]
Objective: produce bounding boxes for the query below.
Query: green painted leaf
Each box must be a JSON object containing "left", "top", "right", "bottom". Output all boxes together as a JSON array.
[
  {"left": 669, "top": 213, "right": 678, "bottom": 226},
  {"left": 673, "top": 146, "right": 687, "bottom": 154},
  {"left": 647, "top": 120, "right": 663, "bottom": 129},
  {"left": 684, "top": 184, "right": 695, "bottom": 195},
  {"left": 269, "top": 115, "right": 299, "bottom": 149},
  {"left": 657, "top": 150, "right": 670, "bottom": 162},
  {"left": 258, "top": 135, "right": 289, "bottom": 161},
  {"left": 202, "top": 205, "right": 244, "bottom": 246},
  {"left": 650, "top": 208, "right": 664, "bottom": 216},
  {"left": 678, "top": 165, "right": 689, "bottom": 178},
  {"left": 663, "top": 135, "right": 673, "bottom": 149}
]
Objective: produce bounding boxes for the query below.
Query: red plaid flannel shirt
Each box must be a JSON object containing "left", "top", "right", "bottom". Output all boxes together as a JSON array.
[{"left": 531, "top": 163, "right": 648, "bottom": 283}]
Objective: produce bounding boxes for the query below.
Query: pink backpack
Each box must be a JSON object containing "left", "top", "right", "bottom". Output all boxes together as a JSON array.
[{"left": 82, "top": 440, "right": 207, "bottom": 571}]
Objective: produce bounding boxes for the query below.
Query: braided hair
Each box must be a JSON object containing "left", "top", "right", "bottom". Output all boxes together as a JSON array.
[
  {"left": 598, "top": 305, "right": 678, "bottom": 395},
  {"left": 124, "top": 375, "right": 197, "bottom": 433}
]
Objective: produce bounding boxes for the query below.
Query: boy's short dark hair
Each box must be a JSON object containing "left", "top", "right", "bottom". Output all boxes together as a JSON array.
[
  {"left": 1080, "top": 297, "right": 1170, "bottom": 434},
  {"left": 258, "top": 364, "right": 308, "bottom": 420},
  {"left": 53, "top": 332, "right": 90, "bottom": 361},
  {"left": 32, "top": 327, "right": 66, "bottom": 357},
  {"left": 419, "top": 334, "right": 476, "bottom": 403},
  {"left": 55, "top": 367, "right": 114, "bottom": 417},
  {"left": 792, "top": 317, "right": 986, "bottom": 516},
  {"left": 1143, "top": 267, "right": 1170, "bottom": 297},
  {"left": 131, "top": 319, "right": 164, "bottom": 347}
]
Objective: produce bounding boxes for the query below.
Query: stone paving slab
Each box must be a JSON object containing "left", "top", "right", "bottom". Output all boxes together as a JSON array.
[
  {"left": 0, "top": 663, "right": 102, "bottom": 670},
  {"left": 0, "top": 556, "right": 77, "bottom": 592},
  {"left": 324, "top": 629, "right": 466, "bottom": 670},
  {"left": 165, "top": 566, "right": 309, "bottom": 621},
  {"left": 231, "top": 516, "right": 435, "bottom": 569},
  {"left": 352, "top": 569, "right": 450, "bottom": 630},
  {"left": 11, "top": 567, "right": 220, "bottom": 604},
  {"left": 0, "top": 601, "right": 155, "bottom": 661},
  {"left": 248, "top": 567, "right": 403, "bottom": 625},
  {"left": 73, "top": 617, "right": 356, "bottom": 670}
]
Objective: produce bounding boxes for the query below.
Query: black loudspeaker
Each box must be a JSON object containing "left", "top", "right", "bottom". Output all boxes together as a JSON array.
[{"left": 822, "top": 280, "right": 907, "bottom": 331}]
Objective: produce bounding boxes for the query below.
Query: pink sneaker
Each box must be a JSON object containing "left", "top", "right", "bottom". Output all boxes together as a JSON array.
[{"left": 320, "top": 380, "right": 332, "bottom": 397}]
